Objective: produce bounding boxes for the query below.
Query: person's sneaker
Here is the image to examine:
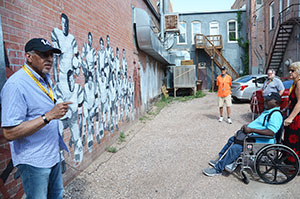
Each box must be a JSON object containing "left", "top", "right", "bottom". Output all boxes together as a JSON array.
[
  {"left": 209, "top": 159, "right": 218, "bottom": 168},
  {"left": 225, "top": 162, "right": 237, "bottom": 173},
  {"left": 218, "top": 116, "right": 223, "bottom": 122},
  {"left": 227, "top": 118, "right": 232, "bottom": 124},
  {"left": 203, "top": 168, "right": 222, "bottom": 177}
]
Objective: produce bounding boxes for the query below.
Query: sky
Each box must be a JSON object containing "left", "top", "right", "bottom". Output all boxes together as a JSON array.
[{"left": 170, "top": 0, "right": 237, "bottom": 13}]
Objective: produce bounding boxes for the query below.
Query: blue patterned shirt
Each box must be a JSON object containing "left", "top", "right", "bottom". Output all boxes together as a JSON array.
[{"left": 1, "top": 63, "right": 68, "bottom": 168}]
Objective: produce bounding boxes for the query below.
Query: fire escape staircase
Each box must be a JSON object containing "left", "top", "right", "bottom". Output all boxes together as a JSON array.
[
  {"left": 195, "top": 34, "right": 239, "bottom": 80},
  {"left": 266, "top": 4, "right": 300, "bottom": 73}
]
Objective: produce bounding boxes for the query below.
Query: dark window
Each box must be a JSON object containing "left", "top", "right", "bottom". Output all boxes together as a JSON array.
[
  {"left": 256, "top": 77, "right": 267, "bottom": 84},
  {"left": 234, "top": 75, "right": 253, "bottom": 83}
]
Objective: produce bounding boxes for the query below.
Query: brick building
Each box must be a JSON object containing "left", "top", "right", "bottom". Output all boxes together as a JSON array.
[
  {"left": 169, "top": 9, "right": 247, "bottom": 89},
  {"left": 232, "top": 0, "right": 300, "bottom": 76},
  {"left": 0, "top": 0, "right": 174, "bottom": 198}
]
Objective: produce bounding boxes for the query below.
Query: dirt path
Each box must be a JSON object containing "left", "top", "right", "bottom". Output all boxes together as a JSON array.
[{"left": 64, "top": 91, "right": 300, "bottom": 199}]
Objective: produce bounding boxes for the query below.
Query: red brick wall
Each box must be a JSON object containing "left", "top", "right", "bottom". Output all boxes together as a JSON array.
[
  {"left": 0, "top": 0, "right": 166, "bottom": 198},
  {"left": 235, "top": 0, "right": 300, "bottom": 74},
  {"left": 231, "top": 0, "right": 247, "bottom": 9}
]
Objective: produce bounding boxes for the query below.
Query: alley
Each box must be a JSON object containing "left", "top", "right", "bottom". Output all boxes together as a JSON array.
[{"left": 64, "top": 91, "right": 300, "bottom": 199}]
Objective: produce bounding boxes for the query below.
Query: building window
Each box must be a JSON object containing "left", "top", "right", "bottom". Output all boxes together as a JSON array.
[
  {"left": 270, "top": 2, "right": 274, "bottom": 30},
  {"left": 209, "top": 22, "right": 219, "bottom": 35},
  {"left": 191, "top": 21, "right": 201, "bottom": 44},
  {"left": 209, "top": 22, "right": 220, "bottom": 46},
  {"left": 177, "top": 22, "right": 187, "bottom": 44},
  {"left": 256, "top": 0, "right": 262, "bottom": 5},
  {"left": 228, "top": 20, "right": 237, "bottom": 43}
]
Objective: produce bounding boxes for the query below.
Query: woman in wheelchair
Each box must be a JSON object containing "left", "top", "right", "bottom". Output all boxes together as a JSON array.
[{"left": 203, "top": 92, "right": 283, "bottom": 177}]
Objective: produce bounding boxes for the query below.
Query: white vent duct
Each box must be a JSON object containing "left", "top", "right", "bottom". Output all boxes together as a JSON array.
[{"left": 134, "top": 7, "right": 172, "bottom": 65}]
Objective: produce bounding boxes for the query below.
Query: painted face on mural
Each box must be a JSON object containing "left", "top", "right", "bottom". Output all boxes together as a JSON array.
[
  {"left": 61, "top": 15, "right": 69, "bottom": 36},
  {"left": 111, "top": 50, "right": 114, "bottom": 59},
  {"left": 88, "top": 32, "right": 93, "bottom": 47},
  {"left": 116, "top": 48, "right": 119, "bottom": 58},
  {"left": 99, "top": 38, "right": 104, "bottom": 50},
  {"left": 67, "top": 70, "right": 75, "bottom": 92},
  {"left": 106, "top": 35, "right": 110, "bottom": 48},
  {"left": 88, "top": 75, "right": 93, "bottom": 89}
]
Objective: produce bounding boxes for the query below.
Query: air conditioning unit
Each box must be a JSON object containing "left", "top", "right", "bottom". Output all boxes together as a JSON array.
[{"left": 164, "top": 13, "right": 179, "bottom": 34}]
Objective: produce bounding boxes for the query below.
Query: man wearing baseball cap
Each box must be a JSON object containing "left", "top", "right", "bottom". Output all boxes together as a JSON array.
[
  {"left": 216, "top": 66, "right": 233, "bottom": 124},
  {"left": 203, "top": 92, "right": 283, "bottom": 176},
  {"left": 1, "top": 38, "right": 71, "bottom": 198}
]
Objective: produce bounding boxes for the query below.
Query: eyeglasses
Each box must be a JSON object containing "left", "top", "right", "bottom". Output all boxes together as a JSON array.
[
  {"left": 34, "top": 51, "right": 54, "bottom": 59},
  {"left": 289, "top": 69, "right": 295, "bottom": 73}
]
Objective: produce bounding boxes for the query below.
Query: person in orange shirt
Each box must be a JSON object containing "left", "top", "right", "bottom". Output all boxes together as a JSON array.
[{"left": 216, "top": 66, "right": 232, "bottom": 124}]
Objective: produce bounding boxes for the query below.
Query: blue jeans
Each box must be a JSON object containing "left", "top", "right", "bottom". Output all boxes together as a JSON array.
[
  {"left": 17, "top": 162, "right": 63, "bottom": 199},
  {"left": 215, "top": 136, "right": 243, "bottom": 172}
]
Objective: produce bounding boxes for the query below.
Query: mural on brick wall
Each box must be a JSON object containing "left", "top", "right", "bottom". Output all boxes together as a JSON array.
[
  {"left": 0, "top": 8, "right": 164, "bottom": 197},
  {"left": 51, "top": 13, "right": 84, "bottom": 167},
  {"left": 51, "top": 13, "right": 135, "bottom": 167}
]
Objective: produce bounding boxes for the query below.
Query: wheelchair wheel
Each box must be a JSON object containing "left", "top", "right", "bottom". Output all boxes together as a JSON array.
[
  {"left": 255, "top": 144, "right": 300, "bottom": 184},
  {"left": 241, "top": 170, "right": 250, "bottom": 184}
]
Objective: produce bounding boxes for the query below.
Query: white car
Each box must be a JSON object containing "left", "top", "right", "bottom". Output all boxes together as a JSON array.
[{"left": 231, "top": 74, "right": 268, "bottom": 101}]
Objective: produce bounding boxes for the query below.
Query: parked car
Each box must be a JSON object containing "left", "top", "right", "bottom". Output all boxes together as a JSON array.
[
  {"left": 231, "top": 74, "right": 268, "bottom": 101},
  {"left": 250, "top": 79, "right": 293, "bottom": 114}
]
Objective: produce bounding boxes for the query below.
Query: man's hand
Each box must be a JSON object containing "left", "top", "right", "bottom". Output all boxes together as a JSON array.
[
  {"left": 2, "top": 102, "right": 73, "bottom": 141},
  {"left": 242, "top": 124, "right": 252, "bottom": 134},
  {"left": 46, "top": 102, "right": 73, "bottom": 121}
]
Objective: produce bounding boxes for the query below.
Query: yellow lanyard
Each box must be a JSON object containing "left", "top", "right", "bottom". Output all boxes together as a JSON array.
[
  {"left": 265, "top": 79, "right": 272, "bottom": 88},
  {"left": 22, "top": 65, "right": 55, "bottom": 103},
  {"left": 289, "top": 78, "right": 300, "bottom": 95}
]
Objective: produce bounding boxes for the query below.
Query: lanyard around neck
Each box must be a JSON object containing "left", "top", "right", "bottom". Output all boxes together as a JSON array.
[
  {"left": 290, "top": 78, "right": 300, "bottom": 95},
  {"left": 220, "top": 74, "right": 227, "bottom": 83},
  {"left": 22, "top": 65, "right": 55, "bottom": 103}
]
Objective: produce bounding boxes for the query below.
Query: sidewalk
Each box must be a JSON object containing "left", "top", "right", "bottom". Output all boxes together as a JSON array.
[{"left": 64, "top": 91, "right": 300, "bottom": 199}]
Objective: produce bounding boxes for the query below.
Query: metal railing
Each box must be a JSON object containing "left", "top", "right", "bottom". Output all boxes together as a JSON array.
[
  {"left": 194, "top": 34, "right": 239, "bottom": 79},
  {"left": 265, "top": 3, "right": 300, "bottom": 72}
]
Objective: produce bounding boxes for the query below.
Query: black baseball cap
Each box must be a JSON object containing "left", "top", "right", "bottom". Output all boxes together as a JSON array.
[
  {"left": 221, "top": 66, "right": 226, "bottom": 70},
  {"left": 264, "top": 92, "right": 281, "bottom": 103},
  {"left": 25, "top": 38, "right": 61, "bottom": 54}
]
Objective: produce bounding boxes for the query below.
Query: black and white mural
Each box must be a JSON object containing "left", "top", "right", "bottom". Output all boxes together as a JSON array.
[{"left": 51, "top": 13, "right": 135, "bottom": 166}]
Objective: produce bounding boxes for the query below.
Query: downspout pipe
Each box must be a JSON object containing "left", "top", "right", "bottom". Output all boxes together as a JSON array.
[
  {"left": 248, "top": 0, "right": 252, "bottom": 74},
  {"left": 160, "top": 0, "right": 164, "bottom": 42},
  {"left": 143, "top": 0, "right": 160, "bottom": 21}
]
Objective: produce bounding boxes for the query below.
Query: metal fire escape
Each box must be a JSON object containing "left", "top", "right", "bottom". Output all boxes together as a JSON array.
[{"left": 265, "top": 4, "right": 300, "bottom": 73}]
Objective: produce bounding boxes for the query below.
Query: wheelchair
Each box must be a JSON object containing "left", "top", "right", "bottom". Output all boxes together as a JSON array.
[{"left": 226, "top": 125, "right": 300, "bottom": 185}]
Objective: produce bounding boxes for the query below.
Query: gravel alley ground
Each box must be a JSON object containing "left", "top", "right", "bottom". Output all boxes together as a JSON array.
[{"left": 63, "top": 91, "right": 300, "bottom": 199}]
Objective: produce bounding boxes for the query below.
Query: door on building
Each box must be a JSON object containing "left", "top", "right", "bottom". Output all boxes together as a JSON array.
[{"left": 209, "top": 22, "right": 220, "bottom": 46}]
